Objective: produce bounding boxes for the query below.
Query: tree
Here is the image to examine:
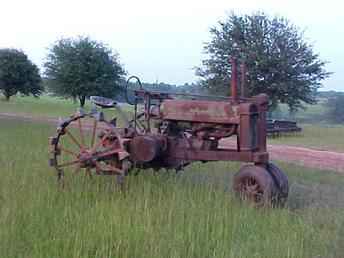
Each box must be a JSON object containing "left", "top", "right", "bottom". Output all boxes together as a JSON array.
[
  {"left": 0, "top": 49, "right": 42, "bottom": 101},
  {"left": 196, "top": 12, "right": 330, "bottom": 111},
  {"left": 327, "top": 94, "right": 344, "bottom": 123},
  {"left": 44, "top": 36, "right": 126, "bottom": 107}
]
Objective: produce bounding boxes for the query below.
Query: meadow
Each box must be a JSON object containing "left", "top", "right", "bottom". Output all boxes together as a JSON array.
[
  {"left": 1, "top": 119, "right": 344, "bottom": 257},
  {"left": 268, "top": 100, "right": 344, "bottom": 152},
  {"left": 269, "top": 124, "right": 344, "bottom": 152},
  {"left": 0, "top": 95, "right": 81, "bottom": 118}
]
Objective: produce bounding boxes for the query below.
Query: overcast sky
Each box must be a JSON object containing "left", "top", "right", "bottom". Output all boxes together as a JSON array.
[{"left": 0, "top": 0, "right": 342, "bottom": 91}]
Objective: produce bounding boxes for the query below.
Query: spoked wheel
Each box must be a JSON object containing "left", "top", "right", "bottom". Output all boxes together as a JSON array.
[
  {"left": 49, "top": 111, "right": 131, "bottom": 188},
  {"left": 233, "top": 165, "right": 274, "bottom": 207},
  {"left": 127, "top": 111, "right": 147, "bottom": 133}
]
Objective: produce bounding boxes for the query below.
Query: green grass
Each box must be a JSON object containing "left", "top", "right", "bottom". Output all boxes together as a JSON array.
[
  {"left": 0, "top": 95, "right": 132, "bottom": 128},
  {"left": 1, "top": 119, "right": 344, "bottom": 257},
  {"left": 268, "top": 124, "right": 344, "bottom": 152},
  {"left": 0, "top": 95, "right": 131, "bottom": 119},
  {"left": 0, "top": 95, "right": 84, "bottom": 118}
]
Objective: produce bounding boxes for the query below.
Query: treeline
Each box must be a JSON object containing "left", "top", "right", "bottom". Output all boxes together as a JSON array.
[
  {"left": 321, "top": 91, "right": 344, "bottom": 123},
  {"left": 317, "top": 91, "right": 344, "bottom": 99},
  {"left": 104, "top": 81, "right": 205, "bottom": 103},
  {"left": 271, "top": 91, "right": 344, "bottom": 124},
  {"left": 141, "top": 82, "right": 202, "bottom": 94}
]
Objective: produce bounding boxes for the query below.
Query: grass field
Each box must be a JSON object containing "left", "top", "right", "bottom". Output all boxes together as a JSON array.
[
  {"left": 269, "top": 100, "right": 344, "bottom": 151},
  {"left": 268, "top": 124, "right": 344, "bottom": 152},
  {"left": 0, "top": 95, "right": 82, "bottom": 118},
  {"left": 1, "top": 119, "right": 344, "bottom": 257}
]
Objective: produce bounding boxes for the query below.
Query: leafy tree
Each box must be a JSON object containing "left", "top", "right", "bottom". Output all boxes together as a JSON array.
[
  {"left": 44, "top": 36, "right": 126, "bottom": 107},
  {"left": 327, "top": 94, "right": 344, "bottom": 123},
  {"left": 196, "top": 12, "right": 330, "bottom": 111},
  {"left": 0, "top": 49, "right": 42, "bottom": 101}
]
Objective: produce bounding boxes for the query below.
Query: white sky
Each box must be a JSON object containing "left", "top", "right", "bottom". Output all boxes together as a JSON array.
[{"left": 0, "top": 0, "right": 343, "bottom": 90}]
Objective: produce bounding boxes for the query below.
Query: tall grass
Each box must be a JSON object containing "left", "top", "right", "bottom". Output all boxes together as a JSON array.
[{"left": 1, "top": 119, "right": 344, "bottom": 257}]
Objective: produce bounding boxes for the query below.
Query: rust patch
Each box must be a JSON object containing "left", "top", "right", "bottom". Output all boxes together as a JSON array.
[{"left": 161, "top": 100, "right": 240, "bottom": 124}]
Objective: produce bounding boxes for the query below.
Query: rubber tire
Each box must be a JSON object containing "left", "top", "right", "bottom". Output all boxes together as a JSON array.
[
  {"left": 266, "top": 163, "right": 289, "bottom": 207},
  {"left": 233, "top": 165, "right": 275, "bottom": 207}
]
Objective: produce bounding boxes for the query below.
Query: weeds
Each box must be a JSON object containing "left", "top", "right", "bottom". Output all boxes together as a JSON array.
[{"left": 0, "top": 120, "right": 344, "bottom": 257}]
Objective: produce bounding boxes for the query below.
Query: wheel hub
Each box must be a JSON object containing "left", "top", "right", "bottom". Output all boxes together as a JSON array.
[{"left": 78, "top": 150, "right": 96, "bottom": 168}]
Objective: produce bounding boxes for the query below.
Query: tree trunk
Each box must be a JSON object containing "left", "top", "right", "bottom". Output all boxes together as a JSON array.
[
  {"left": 4, "top": 91, "right": 11, "bottom": 101},
  {"left": 79, "top": 95, "right": 86, "bottom": 107}
]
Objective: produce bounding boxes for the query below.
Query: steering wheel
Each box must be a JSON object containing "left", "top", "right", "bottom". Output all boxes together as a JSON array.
[
  {"left": 125, "top": 76, "right": 144, "bottom": 105},
  {"left": 90, "top": 96, "right": 117, "bottom": 108}
]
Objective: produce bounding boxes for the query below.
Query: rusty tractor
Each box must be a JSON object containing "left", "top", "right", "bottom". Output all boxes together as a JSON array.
[{"left": 49, "top": 59, "right": 289, "bottom": 206}]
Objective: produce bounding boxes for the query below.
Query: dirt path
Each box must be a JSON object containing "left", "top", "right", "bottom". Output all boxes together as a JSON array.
[
  {"left": 268, "top": 144, "right": 344, "bottom": 173},
  {"left": 1, "top": 112, "right": 344, "bottom": 173},
  {"left": 220, "top": 138, "right": 344, "bottom": 173}
]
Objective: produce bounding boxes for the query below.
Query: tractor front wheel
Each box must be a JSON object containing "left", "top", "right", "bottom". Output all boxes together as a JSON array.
[
  {"left": 233, "top": 165, "right": 274, "bottom": 207},
  {"left": 266, "top": 163, "right": 289, "bottom": 207},
  {"left": 233, "top": 164, "right": 289, "bottom": 207}
]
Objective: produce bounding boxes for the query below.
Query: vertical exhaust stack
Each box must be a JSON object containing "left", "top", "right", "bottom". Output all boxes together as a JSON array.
[
  {"left": 240, "top": 63, "right": 246, "bottom": 98},
  {"left": 230, "top": 58, "right": 238, "bottom": 103}
]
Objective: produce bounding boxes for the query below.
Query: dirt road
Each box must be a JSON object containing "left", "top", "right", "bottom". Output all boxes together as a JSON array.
[
  {"left": 268, "top": 144, "right": 344, "bottom": 172},
  {"left": 1, "top": 112, "right": 344, "bottom": 173}
]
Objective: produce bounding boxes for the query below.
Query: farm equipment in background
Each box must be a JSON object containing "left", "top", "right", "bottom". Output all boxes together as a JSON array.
[
  {"left": 49, "top": 59, "right": 289, "bottom": 206},
  {"left": 267, "top": 119, "right": 302, "bottom": 136}
]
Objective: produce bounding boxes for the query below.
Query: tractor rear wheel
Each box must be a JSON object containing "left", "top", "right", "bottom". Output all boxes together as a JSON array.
[{"left": 49, "top": 111, "right": 130, "bottom": 188}]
